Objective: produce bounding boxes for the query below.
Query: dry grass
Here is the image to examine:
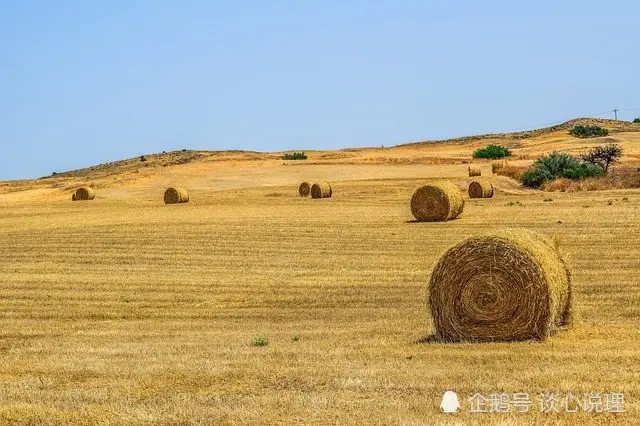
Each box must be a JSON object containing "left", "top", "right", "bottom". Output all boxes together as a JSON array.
[
  {"left": 0, "top": 179, "right": 638, "bottom": 424},
  {"left": 497, "top": 164, "right": 529, "bottom": 181},
  {"left": 429, "top": 228, "right": 571, "bottom": 341},
  {"left": 543, "top": 166, "right": 640, "bottom": 192},
  {"left": 0, "top": 122, "right": 639, "bottom": 423}
]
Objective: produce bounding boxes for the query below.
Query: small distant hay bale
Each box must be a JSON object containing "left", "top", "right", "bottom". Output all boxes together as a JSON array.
[
  {"left": 298, "top": 181, "right": 312, "bottom": 197},
  {"left": 492, "top": 160, "right": 508, "bottom": 174},
  {"left": 75, "top": 187, "right": 95, "bottom": 201},
  {"left": 497, "top": 164, "right": 529, "bottom": 181},
  {"left": 71, "top": 193, "right": 77, "bottom": 201},
  {"left": 428, "top": 228, "right": 572, "bottom": 341},
  {"left": 468, "top": 165, "right": 482, "bottom": 177},
  {"left": 311, "top": 182, "right": 332, "bottom": 199},
  {"left": 468, "top": 179, "right": 494, "bottom": 198},
  {"left": 410, "top": 181, "right": 464, "bottom": 222},
  {"left": 164, "top": 187, "right": 189, "bottom": 204}
]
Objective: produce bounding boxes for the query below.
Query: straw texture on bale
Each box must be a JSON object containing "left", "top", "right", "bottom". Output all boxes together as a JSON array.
[
  {"left": 468, "top": 165, "right": 481, "bottom": 177},
  {"left": 75, "top": 187, "right": 95, "bottom": 201},
  {"left": 410, "top": 181, "right": 464, "bottom": 222},
  {"left": 298, "top": 182, "right": 311, "bottom": 197},
  {"left": 428, "top": 228, "right": 572, "bottom": 341},
  {"left": 468, "top": 179, "right": 494, "bottom": 198},
  {"left": 311, "top": 182, "right": 332, "bottom": 199},
  {"left": 492, "top": 160, "right": 508, "bottom": 174},
  {"left": 164, "top": 187, "right": 189, "bottom": 204}
]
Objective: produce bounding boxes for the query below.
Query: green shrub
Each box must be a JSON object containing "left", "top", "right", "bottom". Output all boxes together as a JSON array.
[
  {"left": 569, "top": 125, "right": 609, "bottom": 138},
  {"left": 633, "top": 118, "right": 640, "bottom": 124},
  {"left": 472, "top": 144, "right": 512, "bottom": 159},
  {"left": 521, "top": 151, "right": 604, "bottom": 188},
  {"left": 282, "top": 152, "right": 307, "bottom": 160},
  {"left": 252, "top": 337, "right": 269, "bottom": 347}
]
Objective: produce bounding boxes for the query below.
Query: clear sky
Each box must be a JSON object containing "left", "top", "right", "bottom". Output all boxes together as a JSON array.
[{"left": 1, "top": 1, "right": 639, "bottom": 180}]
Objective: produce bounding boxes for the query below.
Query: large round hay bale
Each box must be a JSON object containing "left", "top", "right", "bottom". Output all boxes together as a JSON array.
[
  {"left": 492, "top": 160, "right": 507, "bottom": 174},
  {"left": 164, "top": 187, "right": 189, "bottom": 204},
  {"left": 410, "top": 182, "right": 464, "bottom": 222},
  {"left": 428, "top": 228, "right": 572, "bottom": 341},
  {"left": 298, "top": 181, "right": 311, "bottom": 197},
  {"left": 75, "top": 187, "right": 95, "bottom": 201},
  {"left": 468, "top": 165, "right": 481, "bottom": 177},
  {"left": 311, "top": 182, "right": 332, "bottom": 199},
  {"left": 468, "top": 179, "right": 494, "bottom": 198}
]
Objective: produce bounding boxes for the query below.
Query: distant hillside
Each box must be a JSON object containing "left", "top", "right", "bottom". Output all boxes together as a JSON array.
[
  {"left": 41, "top": 149, "right": 277, "bottom": 180},
  {"left": 38, "top": 118, "right": 640, "bottom": 181},
  {"left": 401, "top": 118, "right": 640, "bottom": 147}
]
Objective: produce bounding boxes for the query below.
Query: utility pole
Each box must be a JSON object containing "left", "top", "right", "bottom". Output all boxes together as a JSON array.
[{"left": 613, "top": 108, "right": 619, "bottom": 120}]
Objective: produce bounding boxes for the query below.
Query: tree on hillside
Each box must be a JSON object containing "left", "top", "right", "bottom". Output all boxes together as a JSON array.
[
  {"left": 581, "top": 143, "right": 623, "bottom": 172},
  {"left": 634, "top": 118, "right": 640, "bottom": 124}
]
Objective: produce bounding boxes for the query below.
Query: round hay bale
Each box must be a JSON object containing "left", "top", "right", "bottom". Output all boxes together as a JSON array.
[
  {"left": 298, "top": 181, "right": 311, "bottom": 197},
  {"left": 71, "top": 193, "right": 77, "bottom": 201},
  {"left": 410, "top": 181, "right": 464, "bottom": 222},
  {"left": 492, "top": 160, "right": 507, "bottom": 174},
  {"left": 428, "top": 228, "right": 572, "bottom": 341},
  {"left": 468, "top": 165, "right": 481, "bottom": 177},
  {"left": 164, "top": 187, "right": 189, "bottom": 204},
  {"left": 468, "top": 179, "right": 494, "bottom": 198},
  {"left": 75, "top": 187, "right": 95, "bottom": 201},
  {"left": 311, "top": 182, "right": 332, "bottom": 199}
]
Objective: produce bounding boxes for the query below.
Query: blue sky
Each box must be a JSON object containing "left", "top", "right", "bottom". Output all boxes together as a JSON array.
[{"left": 1, "top": 1, "right": 639, "bottom": 180}]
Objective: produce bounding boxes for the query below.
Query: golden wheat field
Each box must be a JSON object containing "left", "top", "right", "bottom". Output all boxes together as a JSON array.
[{"left": 1, "top": 121, "right": 639, "bottom": 425}]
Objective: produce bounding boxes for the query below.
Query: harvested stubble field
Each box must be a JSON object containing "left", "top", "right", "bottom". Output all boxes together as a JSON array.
[
  {"left": 1, "top": 120, "right": 639, "bottom": 425},
  {"left": 0, "top": 179, "right": 638, "bottom": 425}
]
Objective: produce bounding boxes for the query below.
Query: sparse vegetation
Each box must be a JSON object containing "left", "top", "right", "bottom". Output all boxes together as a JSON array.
[
  {"left": 252, "top": 337, "right": 269, "bottom": 347},
  {"left": 542, "top": 166, "right": 640, "bottom": 192},
  {"left": 496, "top": 164, "right": 528, "bottom": 181},
  {"left": 543, "top": 198, "right": 553, "bottom": 202},
  {"left": 569, "top": 124, "right": 609, "bottom": 138},
  {"left": 282, "top": 152, "right": 308, "bottom": 160},
  {"left": 472, "top": 144, "right": 512, "bottom": 159},
  {"left": 581, "top": 143, "right": 623, "bottom": 172},
  {"left": 521, "top": 152, "right": 604, "bottom": 188}
]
